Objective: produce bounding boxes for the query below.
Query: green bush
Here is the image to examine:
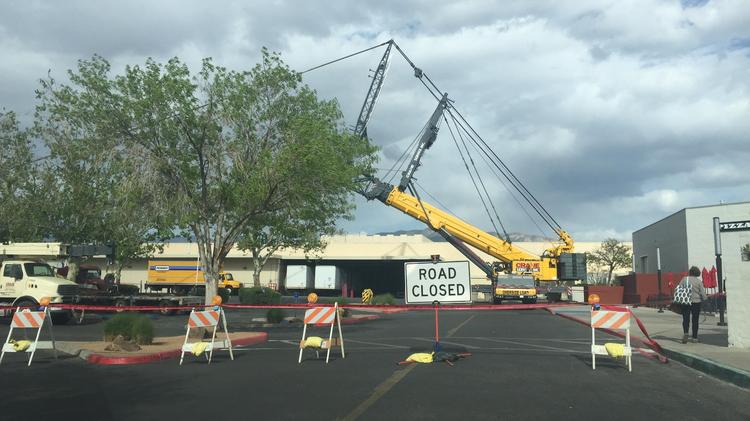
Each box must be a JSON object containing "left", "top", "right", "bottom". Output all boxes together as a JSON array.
[
  {"left": 104, "top": 313, "right": 154, "bottom": 345},
  {"left": 239, "top": 287, "right": 281, "bottom": 305},
  {"left": 131, "top": 316, "right": 154, "bottom": 345},
  {"left": 266, "top": 308, "right": 286, "bottom": 324},
  {"left": 372, "top": 293, "right": 395, "bottom": 305},
  {"left": 217, "top": 287, "right": 231, "bottom": 304}
]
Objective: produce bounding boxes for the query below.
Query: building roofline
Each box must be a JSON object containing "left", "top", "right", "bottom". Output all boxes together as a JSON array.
[{"left": 633, "top": 200, "right": 750, "bottom": 235}]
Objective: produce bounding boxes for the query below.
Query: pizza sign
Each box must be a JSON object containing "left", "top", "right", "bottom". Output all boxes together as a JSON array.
[{"left": 719, "top": 220, "right": 750, "bottom": 232}]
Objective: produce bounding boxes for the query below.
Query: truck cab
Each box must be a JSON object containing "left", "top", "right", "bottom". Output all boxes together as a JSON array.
[
  {"left": 494, "top": 275, "right": 538, "bottom": 304},
  {"left": 218, "top": 272, "right": 242, "bottom": 295},
  {"left": 57, "top": 264, "right": 111, "bottom": 291},
  {"left": 0, "top": 260, "right": 79, "bottom": 323}
]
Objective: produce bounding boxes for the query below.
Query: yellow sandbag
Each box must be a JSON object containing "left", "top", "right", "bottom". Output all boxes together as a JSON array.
[
  {"left": 303, "top": 336, "right": 324, "bottom": 349},
  {"left": 12, "top": 340, "right": 32, "bottom": 351},
  {"left": 604, "top": 343, "right": 625, "bottom": 358},
  {"left": 406, "top": 352, "right": 434, "bottom": 363},
  {"left": 192, "top": 342, "right": 209, "bottom": 356}
]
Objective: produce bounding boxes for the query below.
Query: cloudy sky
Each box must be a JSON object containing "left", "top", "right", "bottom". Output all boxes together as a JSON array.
[{"left": 2, "top": 0, "right": 748, "bottom": 242}]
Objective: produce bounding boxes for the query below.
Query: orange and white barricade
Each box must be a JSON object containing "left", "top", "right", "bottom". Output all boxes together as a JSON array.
[
  {"left": 591, "top": 307, "right": 632, "bottom": 372},
  {"left": 180, "top": 307, "right": 234, "bottom": 365},
  {"left": 1, "top": 307, "right": 57, "bottom": 366},
  {"left": 298, "top": 302, "right": 346, "bottom": 364}
]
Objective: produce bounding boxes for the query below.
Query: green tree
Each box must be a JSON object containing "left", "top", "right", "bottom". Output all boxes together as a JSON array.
[
  {"left": 0, "top": 110, "right": 44, "bottom": 242},
  {"left": 36, "top": 50, "right": 376, "bottom": 302},
  {"left": 587, "top": 238, "right": 632, "bottom": 285},
  {"left": 34, "top": 80, "right": 171, "bottom": 281},
  {"left": 237, "top": 200, "right": 349, "bottom": 288}
]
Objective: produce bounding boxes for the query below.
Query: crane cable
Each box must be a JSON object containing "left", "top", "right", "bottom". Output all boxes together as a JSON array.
[
  {"left": 446, "top": 112, "right": 510, "bottom": 242},
  {"left": 298, "top": 41, "right": 393, "bottom": 75},
  {"left": 387, "top": 52, "right": 560, "bottom": 238},
  {"left": 445, "top": 108, "right": 561, "bottom": 235},
  {"left": 299, "top": 40, "right": 564, "bottom": 238},
  {"left": 442, "top": 113, "right": 509, "bottom": 243}
]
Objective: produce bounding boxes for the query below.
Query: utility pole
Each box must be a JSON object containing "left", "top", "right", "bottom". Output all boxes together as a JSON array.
[
  {"left": 713, "top": 217, "right": 727, "bottom": 326},
  {"left": 657, "top": 247, "right": 663, "bottom": 313}
]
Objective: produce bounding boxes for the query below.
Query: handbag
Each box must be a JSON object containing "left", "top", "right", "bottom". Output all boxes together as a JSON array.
[{"left": 673, "top": 278, "right": 692, "bottom": 305}]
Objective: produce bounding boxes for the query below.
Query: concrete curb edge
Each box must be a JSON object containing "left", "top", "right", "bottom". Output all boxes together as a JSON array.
[
  {"left": 548, "top": 308, "right": 750, "bottom": 389},
  {"left": 659, "top": 347, "right": 750, "bottom": 389},
  {"left": 83, "top": 333, "right": 268, "bottom": 366}
]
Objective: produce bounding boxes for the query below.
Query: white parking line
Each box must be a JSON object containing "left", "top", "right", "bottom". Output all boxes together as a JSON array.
[
  {"left": 346, "top": 339, "right": 409, "bottom": 349},
  {"left": 471, "top": 337, "right": 579, "bottom": 353},
  {"left": 412, "top": 337, "right": 481, "bottom": 350}
]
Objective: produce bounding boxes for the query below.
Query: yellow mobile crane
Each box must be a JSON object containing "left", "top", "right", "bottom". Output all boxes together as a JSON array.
[{"left": 350, "top": 41, "right": 587, "bottom": 302}]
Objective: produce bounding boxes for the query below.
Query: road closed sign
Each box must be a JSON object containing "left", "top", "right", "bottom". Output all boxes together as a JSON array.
[{"left": 404, "top": 261, "right": 471, "bottom": 304}]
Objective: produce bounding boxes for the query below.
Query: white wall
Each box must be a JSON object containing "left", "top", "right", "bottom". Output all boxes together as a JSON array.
[
  {"left": 722, "top": 229, "right": 750, "bottom": 347},
  {"left": 684, "top": 203, "right": 750, "bottom": 348}
]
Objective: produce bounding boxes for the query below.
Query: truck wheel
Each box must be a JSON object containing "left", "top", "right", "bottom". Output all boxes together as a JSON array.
[
  {"left": 51, "top": 311, "right": 72, "bottom": 325},
  {"left": 159, "top": 300, "right": 176, "bottom": 316},
  {"left": 224, "top": 286, "right": 233, "bottom": 297},
  {"left": 114, "top": 299, "right": 128, "bottom": 313}
]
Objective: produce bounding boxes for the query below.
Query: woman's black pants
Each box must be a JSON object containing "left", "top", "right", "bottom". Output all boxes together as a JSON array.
[{"left": 681, "top": 303, "right": 701, "bottom": 338}]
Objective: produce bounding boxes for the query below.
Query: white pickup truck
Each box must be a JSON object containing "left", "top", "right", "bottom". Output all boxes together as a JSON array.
[{"left": 0, "top": 259, "right": 78, "bottom": 324}]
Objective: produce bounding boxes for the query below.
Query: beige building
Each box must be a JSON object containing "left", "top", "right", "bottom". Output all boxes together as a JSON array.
[{"left": 92, "top": 235, "right": 631, "bottom": 295}]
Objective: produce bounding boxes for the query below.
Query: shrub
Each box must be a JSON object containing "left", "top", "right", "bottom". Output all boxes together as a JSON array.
[
  {"left": 266, "top": 308, "right": 286, "bottom": 324},
  {"left": 104, "top": 313, "right": 154, "bottom": 345},
  {"left": 372, "top": 293, "right": 395, "bottom": 305},
  {"left": 131, "top": 317, "right": 154, "bottom": 345},
  {"left": 239, "top": 287, "right": 281, "bottom": 305},
  {"left": 217, "top": 287, "right": 231, "bottom": 304}
]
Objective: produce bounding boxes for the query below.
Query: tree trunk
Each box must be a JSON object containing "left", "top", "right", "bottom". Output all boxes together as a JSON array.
[
  {"left": 198, "top": 245, "right": 220, "bottom": 304},
  {"left": 252, "top": 249, "right": 262, "bottom": 287},
  {"left": 607, "top": 267, "right": 614, "bottom": 285},
  {"left": 67, "top": 257, "right": 81, "bottom": 283},
  {"left": 253, "top": 270, "right": 261, "bottom": 288}
]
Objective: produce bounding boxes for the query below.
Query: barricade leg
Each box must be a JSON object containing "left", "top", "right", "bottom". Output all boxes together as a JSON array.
[
  {"left": 626, "top": 327, "right": 632, "bottom": 372},
  {"left": 325, "top": 316, "right": 335, "bottom": 364},
  {"left": 222, "top": 309, "right": 234, "bottom": 361},
  {"left": 591, "top": 325, "right": 596, "bottom": 370},
  {"left": 337, "top": 308, "right": 345, "bottom": 359},
  {"left": 27, "top": 318, "right": 45, "bottom": 366},
  {"left": 207, "top": 325, "right": 218, "bottom": 364},
  {"left": 0, "top": 325, "right": 14, "bottom": 365},
  {"left": 179, "top": 326, "right": 191, "bottom": 366},
  {"left": 298, "top": 324, "right": 308, "bottom": 364},
  {"left": 47, "top": 310, "right": 58, "bottom": 360}
]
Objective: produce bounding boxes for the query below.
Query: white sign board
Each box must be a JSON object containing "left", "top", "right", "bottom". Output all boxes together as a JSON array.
[{"left": 404, "top": 261, "right": 472, "bottom": 304}]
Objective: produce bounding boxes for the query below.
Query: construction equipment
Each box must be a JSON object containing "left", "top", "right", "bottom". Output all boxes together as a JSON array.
[
  {"left": 146, "top": 259, "right": 242, "bottom": 295},
  {"left": 349, "top": 41, "right": 587, "bottom": 300}
]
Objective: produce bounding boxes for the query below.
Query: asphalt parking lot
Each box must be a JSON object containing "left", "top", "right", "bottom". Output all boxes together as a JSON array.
[{"left": 2, "top": 308, "right": 749, "bottom": 421}]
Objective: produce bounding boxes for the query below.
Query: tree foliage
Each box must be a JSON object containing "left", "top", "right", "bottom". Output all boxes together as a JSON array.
[
  {"left": 35, "top": 50, "right": 376, "bottom": 301},
  {"left": 0, "top": 111, "right": 44, "bottom": 242},
  {"left": 587, "top": 238, "right": 632, "bottom": 285}
]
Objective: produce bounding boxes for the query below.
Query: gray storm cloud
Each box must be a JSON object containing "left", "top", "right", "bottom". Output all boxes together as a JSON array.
[{"left": 1, "top": 0, "right": 748, "bottom": 241}]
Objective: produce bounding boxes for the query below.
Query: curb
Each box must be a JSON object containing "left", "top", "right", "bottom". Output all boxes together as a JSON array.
[
  {"left": 244, "top": 314, "right": 381, "bottom": 328},
  {"left": 83, "top": 333, "right": 268, "bottom": 366},
  {"left": 549, "top": 308, "right": 750, "bottom": 388},
  {"left": 545, "top": 308, "right": 665, "bottom": 353},
  {"left": 659, "top": 348, "right": 750, "bottom": 389}
]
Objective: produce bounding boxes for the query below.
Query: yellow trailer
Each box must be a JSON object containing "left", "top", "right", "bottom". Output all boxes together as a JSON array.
[{"left": 146, "top": 260, "right": 242, "bottom": 295}]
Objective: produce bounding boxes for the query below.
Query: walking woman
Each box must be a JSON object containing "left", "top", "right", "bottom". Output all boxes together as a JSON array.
[{"left": 679, "top": 266, "right": 708, "bottom": 343}]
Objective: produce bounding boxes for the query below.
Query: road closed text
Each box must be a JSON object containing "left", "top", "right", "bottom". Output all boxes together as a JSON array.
[
  {"left": 411, "top": 283, "right": 466, "bottom": 298},
  {"left": 404, "top": 261, "right": 471, "bottom": 304}
]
